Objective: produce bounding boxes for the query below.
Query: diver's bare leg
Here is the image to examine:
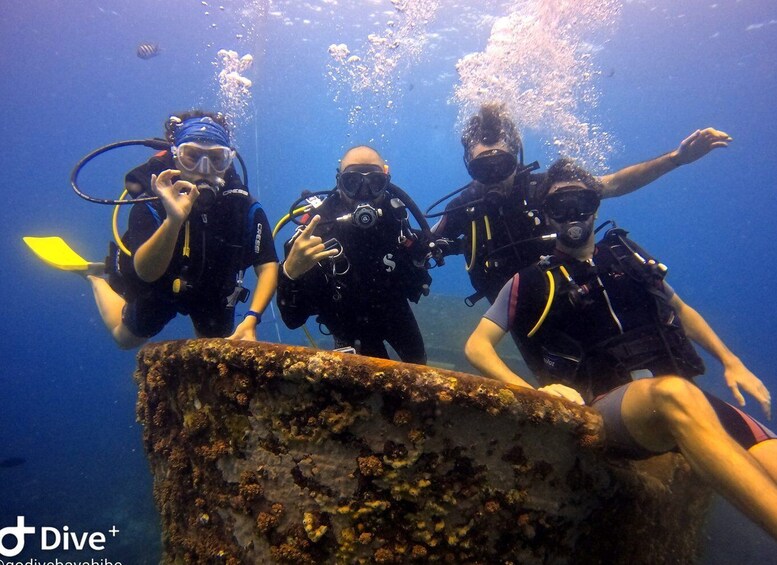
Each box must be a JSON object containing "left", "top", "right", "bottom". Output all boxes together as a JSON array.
[
  {"left": 619, "top": 377, "right": 777, "bottom": 540},
  {"left": 87, "top": 275, "right": 146, "bottom": 350},
  {"left": 749, "top": 439, "right": 777, "bottom": 483}
]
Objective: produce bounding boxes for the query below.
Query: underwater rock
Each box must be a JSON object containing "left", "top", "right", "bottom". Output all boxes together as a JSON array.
[{"left": 135, "top": 339, "right": 711, "bottom": 564}]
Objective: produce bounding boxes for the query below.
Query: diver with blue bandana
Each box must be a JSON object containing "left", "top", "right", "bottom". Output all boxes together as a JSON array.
[
  {"left": 276, "top": 145, "right": 435, "bottom": 364},
  {"left": 25, "top": 110, "right": 278, "bottom": 348}
]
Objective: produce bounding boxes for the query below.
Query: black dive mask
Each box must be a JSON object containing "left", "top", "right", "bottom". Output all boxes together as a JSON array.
[
  {"left": 544, "top": 188, "right": 600, "bottom": 248},
  {"left": 544, "top": 188, "right": 600, "bottom": 222},
  {"left": 466, "top": 149, "right": 518, "bottom": 184},
  {"left": 337, "top": 165, "right": 390, "bottom": 201}
]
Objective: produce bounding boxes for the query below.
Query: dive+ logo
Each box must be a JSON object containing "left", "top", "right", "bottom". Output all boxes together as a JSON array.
[
  {"left": 0, "top": 517, "right": 119, "bottom": 557},
  {"left": 0, "top": 518, "right": 33, "bottom": 557}
]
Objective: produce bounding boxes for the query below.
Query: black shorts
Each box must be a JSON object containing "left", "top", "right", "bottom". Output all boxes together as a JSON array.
[
  {"left": 593, "top": 382, "right": 777, "bottom": 458},
  {"left": 122, "top": 292, "right": 235, "bottom": 339}
]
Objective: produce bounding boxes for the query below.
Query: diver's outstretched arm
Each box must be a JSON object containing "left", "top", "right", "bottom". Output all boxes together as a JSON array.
[
  {"left": 599, "top": 127, "right": 732, "bottom": 198},
  {"left": 669, "top": 293, "right": 771, "bottom": 420}
]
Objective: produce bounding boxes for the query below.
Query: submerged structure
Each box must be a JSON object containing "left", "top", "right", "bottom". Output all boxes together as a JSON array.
[{"left": 135, "top": 339, "right": 711, "bottom": 564}]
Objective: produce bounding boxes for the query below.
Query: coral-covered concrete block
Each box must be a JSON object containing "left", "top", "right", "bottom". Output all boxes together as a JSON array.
[{"left": 135, "top": 339, "right": 710, "bottom": 564}]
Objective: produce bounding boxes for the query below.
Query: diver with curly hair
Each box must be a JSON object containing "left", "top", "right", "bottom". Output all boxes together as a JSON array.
[{"left": 432, "top": 103, "right": 733, "bottom": 305}]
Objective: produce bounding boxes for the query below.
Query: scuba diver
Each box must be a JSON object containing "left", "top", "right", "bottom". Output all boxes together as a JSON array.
[
  {"left": 465, "top": 158, "right": 777, "bottom": 542},
  {"left": 430, "top": 103, "right": 734, "bottom": 305},
  {"left": 24, "top": 110, "right": 278, "bottom": 349},
  {"left": 276, "top": 145, "right": 438, "bottom": 364}
]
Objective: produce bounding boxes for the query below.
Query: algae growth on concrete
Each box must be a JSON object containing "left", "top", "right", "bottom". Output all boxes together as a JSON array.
[{"left": 135, "top": 339, "right": 710, "bottom": 564}]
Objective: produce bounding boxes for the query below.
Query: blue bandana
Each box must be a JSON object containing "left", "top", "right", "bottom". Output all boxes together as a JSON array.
[{"left": 173, "top": 116, "right": 231, "bottom": 148}]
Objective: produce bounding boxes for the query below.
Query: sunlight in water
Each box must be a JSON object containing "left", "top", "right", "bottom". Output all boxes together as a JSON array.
[
  {"left": 215, "top": 49, "right": 255, "bottom": 138},
  {"left": 454, "top": 0, "right": 621, "bottom": 171},
  {"left": 326, "top": 0, "right": 441, "bottom": 128}
]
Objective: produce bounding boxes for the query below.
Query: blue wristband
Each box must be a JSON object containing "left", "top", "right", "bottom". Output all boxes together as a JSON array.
[{"left": 245, "top": 310, "right": 261, "bottom": 322}]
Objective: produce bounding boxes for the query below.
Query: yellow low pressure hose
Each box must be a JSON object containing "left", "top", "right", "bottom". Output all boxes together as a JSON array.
[
  {"left": 527, "top": 265, "right": 572, "bottom": 337},
  {"left": 483, "top": 215, "right": 492, "bottom": 268},
  {"left": 465, "top": 216, "right": 493, "bottom": 273},
  {"left": 273, "top": 206, "right": 310, "bottom": 238},
  {"left": 171, "top": 221, "right": 191, "bottom": 295},
  {"left": 183, "top": 221, "right": 191, "bottom": 257},
  {"left": 465, "top": 220, "right": 477, "bottom": 272},
  {"left": 112, "top": 190, "right": 132, "bottom": 256},
  {"left": 527, "top": 269, "right": 556, "bottom": 338}
]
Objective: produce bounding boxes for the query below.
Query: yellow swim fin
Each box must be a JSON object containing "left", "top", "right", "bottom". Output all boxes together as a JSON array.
[{"left": 23, "top": 236, "right": 99, "bottom": 272}]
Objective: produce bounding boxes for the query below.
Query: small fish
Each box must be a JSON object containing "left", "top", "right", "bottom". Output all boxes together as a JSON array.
[
  {"left": 0, "top": 457, "right": 25, "bottom": 469},
  {"left": 137, "top": 42, "right": 161, "bottom": 60}
]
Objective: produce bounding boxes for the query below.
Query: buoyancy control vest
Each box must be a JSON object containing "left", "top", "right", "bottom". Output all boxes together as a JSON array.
[
  {"left": 278, "top": 189, "right": 433, "bottom": 336},
  {"left": 512, "top": 228, "right": 705, "bottom": 401},
  {"left": 109, "top": 153, "right": 260, "bottom": 306},
  {"left": 447, "top": 173, "right": 554, "bottom": 304},
  {"left": 305, "top": 191, "right": 431, "bottom": 301}
]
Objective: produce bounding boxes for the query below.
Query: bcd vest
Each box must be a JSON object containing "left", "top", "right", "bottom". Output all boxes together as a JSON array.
[
  {"left": 513, "top": 228, "right": 705, "bottom": 402},
  {"left": 111, "top": 188, "right": 260, "bottom": 304}
]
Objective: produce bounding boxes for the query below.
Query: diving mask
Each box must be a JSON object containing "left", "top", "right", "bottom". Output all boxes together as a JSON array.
[
  {"left": 466, "top": 149, "right": 518, "bottom": 184},
  {"left": 543, "top": 188, "right": 600, "bottom": 223},
  {"left": 337, "top": 165, "right": 390, "bottom": 200},
  {"left": 173, "top": 142, "right": 234, "bottom": 175}
]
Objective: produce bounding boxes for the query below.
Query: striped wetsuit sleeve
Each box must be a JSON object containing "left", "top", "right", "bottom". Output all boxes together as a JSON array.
[{"left": 484, "top": 274, "right": 520, "bottom": 332}]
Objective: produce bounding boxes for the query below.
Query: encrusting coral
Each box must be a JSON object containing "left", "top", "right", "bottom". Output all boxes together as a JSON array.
[{"left": 135, "top": 339, "right": 711, "bottom": 564}]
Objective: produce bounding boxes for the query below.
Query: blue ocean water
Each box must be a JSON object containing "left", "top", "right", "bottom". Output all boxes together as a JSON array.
[{"left": 1, "top": 0, "right": 775, "bottom": 562}]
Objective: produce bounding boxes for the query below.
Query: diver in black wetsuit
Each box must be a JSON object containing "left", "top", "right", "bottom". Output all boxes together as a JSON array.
[
  {"left": 431, "top": 103, "right": 734, "bottom": 305},
  {"left": 90, "top": 111, "right": 278, "bottom": 348},
  {"left": 465, "top": 157, "right": 777, "bottom": 542},
  {"left": 276, "top": 146, "right": 434, "bottom": 364}
]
